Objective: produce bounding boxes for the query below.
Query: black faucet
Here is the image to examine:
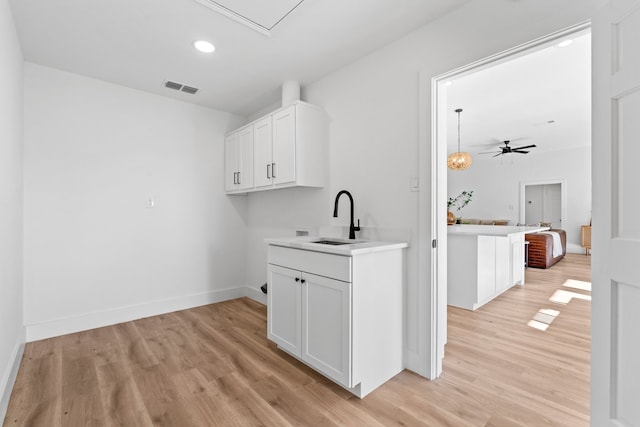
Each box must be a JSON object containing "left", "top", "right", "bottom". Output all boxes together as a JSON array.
[{"left": 333, "top": 190, "right": 361, "bottom": 239}]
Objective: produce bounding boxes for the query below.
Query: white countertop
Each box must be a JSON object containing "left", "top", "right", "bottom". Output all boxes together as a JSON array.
[
  {"left": 447, "top": 224, "right": 549, "bottom": 236},
  {"left": 265, "top": 236, "right": 408, "bottom": 256}
]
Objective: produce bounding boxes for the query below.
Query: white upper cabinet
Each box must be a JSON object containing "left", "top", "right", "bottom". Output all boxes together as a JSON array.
[
  {"left": 253, "top": 116, "right": 273, "bottom": 188},
  {"left": 237, "top": 126, "right": 254, "bottom": 191},
  {"left": 224, "top": 126, "right": 254, "bottom": 192},
  {"left": 224, "top": 132, "right": 239, "bottom": 192},
  {"left": 224, "top": 101, "right": 327, "bottom": 194},
  {"left": 271, "top": 106, "right": 296, "bottom": 186}
]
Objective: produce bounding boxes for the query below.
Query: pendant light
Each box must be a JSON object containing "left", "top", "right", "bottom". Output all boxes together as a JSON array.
[{"left": 448, "top": 108, "right": 472, "bottom": 170}]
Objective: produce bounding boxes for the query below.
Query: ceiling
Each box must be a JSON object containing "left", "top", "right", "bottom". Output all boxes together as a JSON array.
[
  {"left": 446, "top": 31, "right": 591, "bottom": 158},
  {"left": 10, "top": 0, "right": 470, "bottom": 116}
]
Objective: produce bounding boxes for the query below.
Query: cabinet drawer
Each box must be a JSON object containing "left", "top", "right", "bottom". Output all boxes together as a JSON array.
[{"left": 268, "top": 245, "right": 352, "bottom": 282}]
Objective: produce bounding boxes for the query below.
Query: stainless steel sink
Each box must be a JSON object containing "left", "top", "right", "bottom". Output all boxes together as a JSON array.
[{"left": 311, "top": 239, "right": 353, "bottom": 246}]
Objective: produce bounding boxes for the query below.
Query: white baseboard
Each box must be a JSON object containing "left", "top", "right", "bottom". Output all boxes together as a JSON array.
[
  {"left": 1, "top": 341, "right": 25, "bottom": 422},
  {"left": 566, "top": 243, "right": 588, "bottom": 254},
  {"left": 405, "top": 349, "right": 420, "bottom": 374},
  {"left": 25, "top": 287, "right": 246, "bottom": 342},
  {"left": 244, "top": 286, "right": 267, "bottom": 305}
]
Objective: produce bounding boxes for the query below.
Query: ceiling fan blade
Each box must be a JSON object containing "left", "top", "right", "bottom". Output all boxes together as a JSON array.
[
  {"left": 513, "top": 150, "right": 529, "bottom": 154},
  {"left": 492, "top": 153, "right": 503, "bottom": 158},
  {"left": 513, "top": 144, "right": 536, "bottom": 150}
]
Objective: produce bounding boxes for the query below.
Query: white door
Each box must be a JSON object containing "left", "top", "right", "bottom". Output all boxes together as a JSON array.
[
  {"left": 524, "top": 184, "right": 543, "bottom": 225},
  {"left": 253, "top": 116, "right": 273, "bottom": 188},
  {"left": 237, "top": 125, "right": 254, "bottom": 190},
  {"left": 272, "top": 105, "right": 297, "bottom": 185},
  {"left": 224, "top": 132, "right": 238, "bottom": 191},
  {"left": 267, "top": 264, "right": 301, "bottom": 357},
  {"left": 301, "top": 272, "right": 352, "bottom": 388},
  {"left": 545, "top": 184, "right": 562, "bottom": 228},
  {"left": 592, "top": 1, "right": 640, "bottom": 425},
  {"left": 524, "top": 183, "right": 561, "bottom": 227}
]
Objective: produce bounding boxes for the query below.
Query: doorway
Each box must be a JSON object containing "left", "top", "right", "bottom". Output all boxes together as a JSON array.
[
  {"left": 430, "top": 22, "right": 592, "bottom": 378},
  {"left": 521, "top": 180, "right": 566, "bottom": 228}
]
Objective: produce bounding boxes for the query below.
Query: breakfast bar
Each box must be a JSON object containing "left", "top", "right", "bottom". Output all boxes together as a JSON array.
[{"left": 447, "top": 225, "right": 548, "bottom": 310}]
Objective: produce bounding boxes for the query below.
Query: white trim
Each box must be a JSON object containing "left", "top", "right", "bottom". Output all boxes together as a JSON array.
[
  {"left": 25, "top": 287, "right": 246, "bottom": 341},
  {"left": 420, "top": 21, "right": 591, "bottom": 380},
  {"left": 0, "top": 342, "right": 24, "bottom": 422},
  {"left": 191, "top": 0, "right": 271, "bottom": 36},
  {"left": 244, "top": 286, "right": 267, "bottom": 305}
]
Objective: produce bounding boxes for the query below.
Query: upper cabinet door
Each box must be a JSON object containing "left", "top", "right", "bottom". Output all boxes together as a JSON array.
[
  {"left": 272, "top": 105, "right": 297, "bottom": 185},
  {"left": 254, "top": 116, "right": 273, "bottom": 188},
  {"left": 224, "top": 132, "right": 239, "bottom": 192},
  {"left": 237, "top": 126, "right": 254, "bottom": 190}
]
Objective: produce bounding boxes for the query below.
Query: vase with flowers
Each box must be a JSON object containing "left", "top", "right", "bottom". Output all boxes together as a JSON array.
[{"left": 447, "top": 190, "right": 474, "bottom": 224}]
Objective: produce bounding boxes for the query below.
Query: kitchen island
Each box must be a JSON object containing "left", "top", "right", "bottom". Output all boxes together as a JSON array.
[{"left": 447, "top": 225, "right": 548, "bottom": 310}]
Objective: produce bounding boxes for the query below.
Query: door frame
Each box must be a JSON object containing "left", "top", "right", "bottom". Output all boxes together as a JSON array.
[
  {"left": 419, "top": 21, "right": 591, "bottom": 379},
  {"left": 519, "top": 179, "right": 567, "bottom": 227}
]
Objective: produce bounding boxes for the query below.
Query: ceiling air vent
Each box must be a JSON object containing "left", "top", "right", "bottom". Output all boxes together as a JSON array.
[
  {"left": 163, "top": 81, "right": 200, "bottom": 95},
  {"left": 181, "top": 85, "right": 199, "bottom": 95}
]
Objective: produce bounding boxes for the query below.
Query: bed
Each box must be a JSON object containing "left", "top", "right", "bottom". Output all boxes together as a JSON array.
[{"left": 525, "top": 229, "right": 567, "bottom": 269}]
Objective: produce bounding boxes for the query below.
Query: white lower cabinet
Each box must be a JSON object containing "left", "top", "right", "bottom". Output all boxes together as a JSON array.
[
  {"left": 267, "top": 264, "right": 302, "bottom": 356},
  {"left": 267, "top": 244, "right": 403, "bottom": 398},
  {"left": 268, "top": 264, "right": 351, "bottom": 387}
]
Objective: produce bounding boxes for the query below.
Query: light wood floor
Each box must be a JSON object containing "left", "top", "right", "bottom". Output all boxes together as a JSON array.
[{"left": 3, "top": 253, "right": 591, "bottom": 426}]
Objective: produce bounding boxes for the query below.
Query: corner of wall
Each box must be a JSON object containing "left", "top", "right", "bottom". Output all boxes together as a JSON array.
[
  {"left": 244, "top": 286, "right": 267, "bottom": 305},
  {"left": 0, "top": 340, "right": 25, "bottom": 422}
]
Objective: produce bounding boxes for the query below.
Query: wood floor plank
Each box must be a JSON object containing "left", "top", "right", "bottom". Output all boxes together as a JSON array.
[{"left": 3, "top": 254, "right": 591, "bottom": 427}]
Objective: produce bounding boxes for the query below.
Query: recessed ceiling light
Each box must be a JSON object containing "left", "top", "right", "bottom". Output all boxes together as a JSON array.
[
  {"left": 193, "top": 40, "right": 215, "bottom": 53},
  {"left": 556, "top": 39, "right": 573, "bottom": 48}
]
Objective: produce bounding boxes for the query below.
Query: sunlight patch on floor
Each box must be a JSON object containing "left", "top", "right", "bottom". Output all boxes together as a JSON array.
[
  {"left": 550, "top": 289, "right": 592, "bottom": 304},
  {"left": 563, "top": 279, "right": 592, "bottom": 291},
  {"left": 527, "top": 308, "right": 561, "bottom": 331}
]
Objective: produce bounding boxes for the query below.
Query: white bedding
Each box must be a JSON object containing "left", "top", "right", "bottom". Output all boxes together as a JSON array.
[{"left": 539, "top": 231, "right": 563, "bottom": 258}]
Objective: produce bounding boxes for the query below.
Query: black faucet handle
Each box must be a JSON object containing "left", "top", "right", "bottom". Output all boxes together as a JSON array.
[{"left": 355, "top": 219, "right": 361, "bottom": 231}]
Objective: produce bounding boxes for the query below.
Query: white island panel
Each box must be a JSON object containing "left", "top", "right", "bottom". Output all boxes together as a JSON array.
[{"left": 447, "top": 225, "right": 548, "bottom": 310}]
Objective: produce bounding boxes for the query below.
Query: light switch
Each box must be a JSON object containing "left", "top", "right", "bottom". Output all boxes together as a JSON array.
[
  {"left": 410, "top": 176, "right": 419, "bottom": 192},
  {"left": 147, "top": 197, "right": 155, "bottom": 208}
]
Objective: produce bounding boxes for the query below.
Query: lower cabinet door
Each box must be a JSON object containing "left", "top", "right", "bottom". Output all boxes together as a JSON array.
[
  {"left": 301, "top": 272, "right": 352, "bottom": 388},
  {"left": 267, "top": 264, "right": 302, "bottom": 357}
]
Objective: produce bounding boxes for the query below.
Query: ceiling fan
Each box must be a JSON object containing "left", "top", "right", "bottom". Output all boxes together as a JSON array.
[{"left": 479, "top": 140, "right": 537, "bottom": 157}]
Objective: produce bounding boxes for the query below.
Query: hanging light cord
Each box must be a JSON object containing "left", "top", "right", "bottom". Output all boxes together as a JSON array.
[{"left": 455, "top": 108, "right": 462, "bottom": 152}]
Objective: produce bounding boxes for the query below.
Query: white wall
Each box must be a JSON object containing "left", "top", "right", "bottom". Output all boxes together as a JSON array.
[
  {"left": 0, "top": 0, "right": 25, "bottom": 418},
  {"left": 449, "top": 146, "right": 591, "bottom": 252},
  {"left": 23, "top": 63, "right": 249, "bottom": 340},
  {"left": 245, "top": 0, "right": 603, "bottom": 373}
]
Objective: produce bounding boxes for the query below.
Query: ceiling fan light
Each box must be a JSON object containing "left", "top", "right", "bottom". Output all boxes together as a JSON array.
[{"left": 448, "top": 151, "right": 472, "bottom": 170}]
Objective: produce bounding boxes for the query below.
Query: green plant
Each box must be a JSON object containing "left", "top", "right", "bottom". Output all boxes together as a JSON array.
[{"left": 447, "top": 190, "right": 474, "bottom": 212}]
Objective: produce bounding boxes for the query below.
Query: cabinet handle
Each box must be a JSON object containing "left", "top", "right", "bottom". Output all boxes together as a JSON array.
[
  {"left": 300, "top": 279, "right": 306, "bottom": 284},
  {"left": 267, "top": 164, "right": 271, "bottom": 179},
  {"left": 271, "top": 163, "right": 276, "bottom": 178},
  {"left": 237, "top": 171, "right": 241, "bottom": 184},
  {"left": 295, "top": 277, "right": 300, "bottom": 282},
  {"left": 233, "top": 172, "right": 237, "bottom": 184}
]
